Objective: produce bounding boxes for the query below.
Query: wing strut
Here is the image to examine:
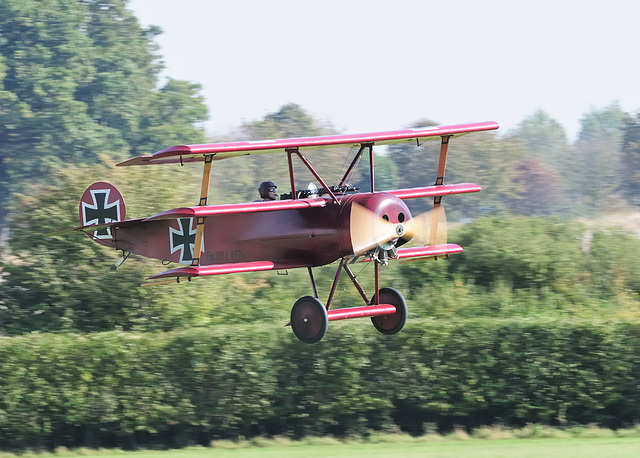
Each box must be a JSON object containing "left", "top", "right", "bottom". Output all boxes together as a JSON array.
[
  {"left": 368, "top": 143, "right": 375, "bottom": 192},
  {"left": 339, "top": 144, "right": 366, "bottom": 187},
  {"left": 430, "top": 136, "right": 450, "bottom": 245},
  {"left": 435, "top": 135, "right": 450, "bottom": 186},
  {"left": 191, "top": 154, "right": 213, "bottom": 266},
  {"left": 286, "top": 148, "right": 339, "bottom": 204},
  {"left": 338, "top": 142, "right": 374, "bottom": 191}
]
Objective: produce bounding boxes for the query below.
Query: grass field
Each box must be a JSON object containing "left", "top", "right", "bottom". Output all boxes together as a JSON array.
[{"left": 42, "top": 434, "right": 640, "bottom": 458}]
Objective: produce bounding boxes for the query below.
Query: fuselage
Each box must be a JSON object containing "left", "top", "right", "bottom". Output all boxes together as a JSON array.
[{"left": 111, "top": 192, "right": 412, "bottom": 270}]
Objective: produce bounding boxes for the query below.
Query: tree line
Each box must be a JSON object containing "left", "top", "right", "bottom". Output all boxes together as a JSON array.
[
  {"left": 2, "top": 2, "right": 640, "bottom": 226},
  {"left": 1, "top": 0, "right": 640, "bottom": 340},
  {"left": 2, "top": 0, "right": 640, "bottom": 334}
]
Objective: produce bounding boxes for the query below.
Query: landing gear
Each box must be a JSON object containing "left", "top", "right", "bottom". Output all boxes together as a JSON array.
[
  {"left": 371, "top": 287, "right": 407, "bottom": 335},
  {"left": 290, "top": 296, "right": 328, "bottom": 343},
  {"left": 290, "top": 260, "right": 410, "bottom": 342}
]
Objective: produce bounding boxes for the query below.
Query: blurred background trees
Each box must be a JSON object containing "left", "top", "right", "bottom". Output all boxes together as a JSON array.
[
  {"left": 1, "top": 0, "right": 640, "bottom": 335},
  {"left": 0, "top": 0, "right": 207, "bottom": 227}
]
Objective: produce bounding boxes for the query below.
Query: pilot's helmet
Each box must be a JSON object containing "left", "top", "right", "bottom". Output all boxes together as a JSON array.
[{"left": 258, "top": 181, "right": 277, "bottom": 199}]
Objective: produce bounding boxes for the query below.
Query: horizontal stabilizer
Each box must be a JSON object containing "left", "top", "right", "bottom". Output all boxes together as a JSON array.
[
  {"left": 148, "top": 261, "right": 276, "bottom": 279},
  {"left": 46, "top": 217, "right": 145, "bottom": 236},
  {"left": 387, "top": 183, "right": 481, "bottom": 200}
]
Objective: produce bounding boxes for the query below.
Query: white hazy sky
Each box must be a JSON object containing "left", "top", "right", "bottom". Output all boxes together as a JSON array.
[{"left": 127, "top": 0, "right": 640, "bottom": 141}]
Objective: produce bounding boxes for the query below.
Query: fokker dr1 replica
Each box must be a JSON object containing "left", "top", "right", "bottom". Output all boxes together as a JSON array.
[{"left": 58, "top": 121, "right": 498, "bottom": 342}]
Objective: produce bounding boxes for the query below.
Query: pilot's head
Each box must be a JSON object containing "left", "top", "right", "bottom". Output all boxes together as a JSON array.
[{"left": 258, "top": 181, "right": 277, "bottom": 200}]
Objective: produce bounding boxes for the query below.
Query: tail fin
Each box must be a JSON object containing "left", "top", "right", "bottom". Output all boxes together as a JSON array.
[{"left": 79, "top": 182, "right": 126, "bottom": 242}]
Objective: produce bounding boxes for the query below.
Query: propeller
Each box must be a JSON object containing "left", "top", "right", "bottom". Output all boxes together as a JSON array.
[
  {"left": 404, "top": 204, "right": 448, "bottom": 246},
  {"left": 350, "top": 202, "right": 447, "bottom": 257},
  {"left": 350, "top": 203, "right": 406, "bottom": 255}
]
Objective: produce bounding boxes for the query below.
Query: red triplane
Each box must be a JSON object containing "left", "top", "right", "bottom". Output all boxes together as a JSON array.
[{"left": 58, "top": 121, "right": 499, "bottom": 342}]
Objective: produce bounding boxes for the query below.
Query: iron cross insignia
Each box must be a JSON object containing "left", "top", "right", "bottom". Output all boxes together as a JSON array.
[
  {"left": 81, "top": 188, "right": 122, "bottom": 239},
  {"left": 170, "top": 218, "right": 202, "bottom": 264}
]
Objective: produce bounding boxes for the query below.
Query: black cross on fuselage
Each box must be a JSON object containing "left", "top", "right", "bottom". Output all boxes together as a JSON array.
[
  {"left": 83, "top": 190, "right": 120, "bottom": 238},
  {"left": 171, "top": 218, "right": 196, "bottom": 263}
]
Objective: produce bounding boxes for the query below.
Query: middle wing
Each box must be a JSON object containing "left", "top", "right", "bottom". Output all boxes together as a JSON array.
[
  {"left": 143, "top": 196, "right": 327, "bottom": 221},
  {"left": 386, "top": 183, "right": 481, "bottom": 199}
]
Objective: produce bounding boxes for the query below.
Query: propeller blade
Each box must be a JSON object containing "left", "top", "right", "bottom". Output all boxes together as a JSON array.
[
  {"left": 350, "top": 203, "right": 401, "bottom": 255},
  {"left": 404, "top": 204, "right": 447, "bottom": 246}
]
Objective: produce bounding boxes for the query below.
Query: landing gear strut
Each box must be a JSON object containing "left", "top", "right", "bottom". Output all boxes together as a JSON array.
[{"left": 289, "top": 258, "right": 408, "bottom": 342}]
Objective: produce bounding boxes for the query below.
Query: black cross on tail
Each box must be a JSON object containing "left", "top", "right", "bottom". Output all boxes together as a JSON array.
[{"left": 82, "top": 190, "right": 121, "bottom": 239}]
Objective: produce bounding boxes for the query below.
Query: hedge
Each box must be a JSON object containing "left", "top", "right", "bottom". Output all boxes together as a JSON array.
[{"left": 0, "top": 318, "right": 639, "bottom": 450}]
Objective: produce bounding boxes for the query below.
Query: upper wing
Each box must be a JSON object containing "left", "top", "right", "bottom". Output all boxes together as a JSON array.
[{"left": 117, "top": 121, "right": 499, "bottom": 166}]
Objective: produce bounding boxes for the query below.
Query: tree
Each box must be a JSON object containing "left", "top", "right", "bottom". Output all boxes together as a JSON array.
[
  {"left": 134, "top": 79, "right": 208, "bottom": 155},
  {"left": 507, "top": 110, "right": 576, "bottom": 215},
  {"left": 507, "top": 158, "right": 567, "bottom": 216},
  {"left": 515, "top": 110, "right": 571, "bottom": 169},
  {"left": 619, "top": 112, "right": 640, "bottom": 205},
  {"left": 578, "top": 103, "right": 626, "bottom": 146},
  {"left": 0, "top": 0, "right": 210, "bottom": 333},
  {"left": 0, "top": 0, "right": 208, "bottom": 226},
  {"left": 445, "top": 132, "right": 524, "bottom": 219},
  {"left": 240, "top": 103, "right": 326, "bottom": 140},
  {"left": 570, "top": 104, "right": 627, "bottom": 212}
]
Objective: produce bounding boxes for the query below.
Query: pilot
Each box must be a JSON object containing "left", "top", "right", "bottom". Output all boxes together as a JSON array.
[{"left": 256, "top": 181, "right": 278, "bottom": 201}]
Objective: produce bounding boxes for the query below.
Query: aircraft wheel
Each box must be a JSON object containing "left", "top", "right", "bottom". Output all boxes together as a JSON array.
[
  {"left": 291, "top": 296, "right": 328, "bottom": 343},
  {"left": 371, "top": 287, "right": 407, "bottom": 335}
]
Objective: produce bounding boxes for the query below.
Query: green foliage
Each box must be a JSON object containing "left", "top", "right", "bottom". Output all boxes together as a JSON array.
[
  {"left": 587, "top": 228, "right": 640, "bottom": 299},
  {"left": 0, "top": 0, "right": 208, "bottom": 222},
  {"left": 619, "top": 112, "right": 640, "bottom": 205},
  {"left": 569, "top": 104, "right": 627, "bottom": 212},
  {"left": 0, "top": 159, "right": 211, "bottom": 334},
  {"left": 515, "top": 110, "right": 571, "bottom": 167},
  {"left": 450, "top": 217, "right": 586, "bottom": 292},
  {"left": 397, "top": 216, "right": 640, "bottom": 319},
  {"left": 0, "top": 319, "right": 639, "bottom": 449}
]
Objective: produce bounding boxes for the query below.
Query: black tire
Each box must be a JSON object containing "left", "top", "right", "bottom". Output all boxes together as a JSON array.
[
  {"left": 371, "top": 287, "right": 407, "bottom": 335},
  {"left": 290, "top": 296, "right": 329, "bottom": 343}
]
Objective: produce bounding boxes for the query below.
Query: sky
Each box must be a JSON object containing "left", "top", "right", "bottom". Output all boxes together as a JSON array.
[{"left": 127, "top": 0, "right": 640, "bottom": 141}]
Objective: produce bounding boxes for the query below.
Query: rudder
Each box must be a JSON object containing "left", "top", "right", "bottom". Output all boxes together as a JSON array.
[{"left": 79, "top": 182, "right": 126, "bottom": 242}]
